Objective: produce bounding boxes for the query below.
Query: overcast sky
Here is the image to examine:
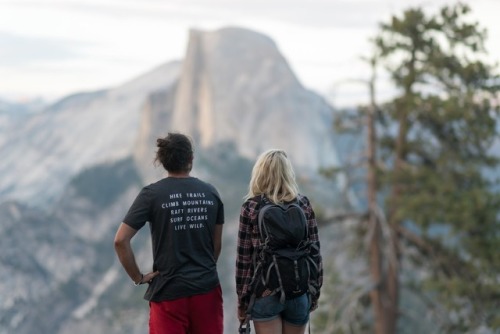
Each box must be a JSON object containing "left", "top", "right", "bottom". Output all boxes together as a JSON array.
[{"left": 1, "top": 0, "right": 499, "bottom": 107}]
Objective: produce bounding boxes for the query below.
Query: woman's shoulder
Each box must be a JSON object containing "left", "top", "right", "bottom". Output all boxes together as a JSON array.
[
  {"left": 243, "top": 195, "right": 262, "bottom": 207},
  {"left": 243, "top": 194, "right": 269, "bottom": 211},
  {"left": 240, "top": 195, "right": 263, "bottom": 220},
  {"left": 295, "top": 194, "right": 314, "bottom": 213},
  {"left": 296, "top": 193, "right": 310, "bottom": 204}
]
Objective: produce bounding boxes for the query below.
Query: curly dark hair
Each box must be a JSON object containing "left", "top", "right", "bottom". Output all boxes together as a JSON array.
[{"left": 155, "top": 133, "right": 193, "bottom": 173}]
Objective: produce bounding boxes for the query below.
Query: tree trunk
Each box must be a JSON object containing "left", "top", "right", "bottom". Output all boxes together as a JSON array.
[
  {"left": 384, "top": 100, "right": 409, "bottom": 334},
  {"left": 366, "top": 60, "right": 389, "bottom": 334},
  {"left": 385, "top": 227, "right": 400, "bottom": 334}
]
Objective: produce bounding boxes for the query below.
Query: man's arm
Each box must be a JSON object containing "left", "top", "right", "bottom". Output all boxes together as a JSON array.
[
  {"left": 213, "top": 224, "right": 223, "bottom": 262},
  {"left": 114, "top": 222, "right": 158, "bottom": 284},
  {"left": 114, "top": 223, "right": 143, "bottom": 283}
]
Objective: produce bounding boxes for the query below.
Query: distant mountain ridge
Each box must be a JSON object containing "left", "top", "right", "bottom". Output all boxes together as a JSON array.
[{"left": 0, "top": 61, "right": 181, "bottom": 205}]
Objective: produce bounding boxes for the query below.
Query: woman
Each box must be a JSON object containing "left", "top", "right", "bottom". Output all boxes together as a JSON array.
[{"left": 236, "top": 149, "right": 323, "bottom": 334}]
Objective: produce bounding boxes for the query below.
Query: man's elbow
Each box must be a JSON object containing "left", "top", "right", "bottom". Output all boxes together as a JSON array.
[
  {"left": 114, "top": 237, "right": 125, "bottom": 252},
  {"left": 114, "top": 232, "right": 130, "bottom": 252},
  {"left": 114, "top": 223, "right": 135, "bottom": 249}
]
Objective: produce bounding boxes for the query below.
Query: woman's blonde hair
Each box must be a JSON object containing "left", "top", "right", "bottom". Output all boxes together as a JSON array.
[{"left": 245, "top": 149, "right": 299, "bottom": 203}]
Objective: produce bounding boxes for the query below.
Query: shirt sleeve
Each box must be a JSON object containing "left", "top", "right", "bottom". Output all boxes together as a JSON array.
[
  {"left": 235, "top": 199, "right": 258, "bottom": 310},
  {"left": 122, "top": 186, "right": 153, "bottom": 230},
  {"left": 214, "top": 190, "right": 225, "bottom": 225}
]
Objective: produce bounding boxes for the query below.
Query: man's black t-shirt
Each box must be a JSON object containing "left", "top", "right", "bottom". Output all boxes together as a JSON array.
[{"left": 123, "top": 177, "right": 224, "bottom": 302}]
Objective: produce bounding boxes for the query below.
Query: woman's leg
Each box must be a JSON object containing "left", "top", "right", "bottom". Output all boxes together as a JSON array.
[
  {"left": 254, "top": 317, "right": 282, "bottom": 334},
  {"left": 282, "top": 321, "right": 307, "bottom": 334}
]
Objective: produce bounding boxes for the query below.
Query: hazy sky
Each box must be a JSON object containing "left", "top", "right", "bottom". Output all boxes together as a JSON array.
[{"left": 1, "top": 0, "right": 499, "bottom": 106}]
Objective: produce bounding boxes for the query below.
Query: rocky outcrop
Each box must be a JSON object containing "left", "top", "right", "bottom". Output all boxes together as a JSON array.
[
  {"left": 171, "top": 27, "right": 339, "bottom": 173},
  {"left": 133, "top": 86, "right": 177, "bottom": 184}
]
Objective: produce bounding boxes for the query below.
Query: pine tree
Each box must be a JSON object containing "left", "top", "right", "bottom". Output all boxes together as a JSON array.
[{"left": 325, "top": 2, "right": 500, "bottom": 333}]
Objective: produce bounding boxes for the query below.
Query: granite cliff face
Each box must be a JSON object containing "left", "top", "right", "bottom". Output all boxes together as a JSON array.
[
  {"left": 171, "top": 27, "right": 338, "bottom": 173},
  {"left": 131, "top": 27, "right": 342, "bottom": 201},
  {"left": 0, "top": 27, "right": 346, "bottom": 334}
]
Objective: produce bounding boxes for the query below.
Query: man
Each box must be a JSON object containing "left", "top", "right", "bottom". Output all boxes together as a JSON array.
[{"left": 114, "top": 132, "right": 224, "bottom": 334}]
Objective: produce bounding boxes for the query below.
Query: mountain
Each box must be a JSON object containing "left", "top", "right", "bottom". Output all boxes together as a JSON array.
[
  {"left": 0, "top": 27, "right": 347, "bottom": 334},
  {"left": 172, "top": 27, "right": 338, "bottom": 172},
  {"left": 0, "top": 61, "right": 181, "bottom": 206}
]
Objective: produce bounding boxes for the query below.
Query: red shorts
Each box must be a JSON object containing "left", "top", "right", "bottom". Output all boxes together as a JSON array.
[{"left": 149, "top": 285, "right": 223, "bottom": 334}]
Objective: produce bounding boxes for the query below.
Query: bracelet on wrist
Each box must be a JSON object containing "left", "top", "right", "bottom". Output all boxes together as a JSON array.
[{"left": 133, "top": 273, "right": 143, "bottom": 286}]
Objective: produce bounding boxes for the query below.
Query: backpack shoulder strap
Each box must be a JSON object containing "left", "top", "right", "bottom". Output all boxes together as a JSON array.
[
  {"left": 257, "top": 196, "right": 276, "bottom": 242},
  {"left": 287, "top": 199, "right": 309, "bottom": 239}
]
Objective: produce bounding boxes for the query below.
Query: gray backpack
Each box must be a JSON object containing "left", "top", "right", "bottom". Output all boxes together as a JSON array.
[{"left": 250, "top": 197, "right": 319, "bottom": 303}]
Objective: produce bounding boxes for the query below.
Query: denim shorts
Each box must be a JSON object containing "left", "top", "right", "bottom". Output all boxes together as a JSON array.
[{"left": 251, "top": 293, "right": 310, "bottom": 326}]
